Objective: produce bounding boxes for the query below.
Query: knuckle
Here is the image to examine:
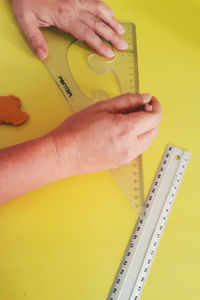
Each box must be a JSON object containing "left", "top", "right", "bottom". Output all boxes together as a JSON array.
[
  {"left": 120, "top": 147, "right": 133, "bottom": 164},
  {"left": 111, "top": 143, "right": 132, "bottom": 167},
  {"left": 119, "top": 120, "right": 133, "bottom": 136},
  {"left": 82, "top": 28, "right": 93, "bottom": 40},
  {"left": 57, "top": 17, "right": 71, "bottom": 32},
  {"left": 16, "top": 10, "right": 31, "bottom": 21},
  {"left": 106, "top": 30, "right": 118, "bottom": 42},
  {"left": 90, "top": 100, "right": 104, "bottom": 111},
  {"left": 57, "top": 6, "right": 66, "bottom": 17},
  {"left": 153, "top": 127, "right": 159, "bottom": 137},
  {"left": 93, "top": 17, "right": 102, "bottom": 30},
  {"left": 16, "top": 11, "right": 26, "bottom": 19},
  {"left": 57, "top": 2, "right": 72, "bottom": 16},
  {"left": 95, "top": 0, "right": 104, "bottom": 10},
  {"left": 123, "top": 93, "right": 134, "bottom": 105},
  {"left": 125, "top": 93, "right": 134, "bottom": 99},
  {"left": 29, "top": 35, "right": 37, "bottom": 43},
  {"left": 111, "top": 16, "right": 119, "bottom": 26},
  {"left": 114, "top": 115, "right": 135, "bottom": 136},
  {"left": 28, "top": 34, "right": 41, "bottom": 48},
  {"left": 90, "top": 35, "right": 104, "bottom": 49},
  {"left": 112, "top": 127, "right": 134, "bottom": 164},
  {"left": 94, "top": 16, "right": 102, "bottom": 24},
  {"left": 105, "top": 30, "right": 115, "bottom": 41}
]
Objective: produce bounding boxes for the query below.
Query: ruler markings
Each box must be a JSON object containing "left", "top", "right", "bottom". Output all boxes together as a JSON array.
[
  {"left": 107, "top": 145, "right": 191, "bottom": 300},
  {"left": 43, "top": 23, "right": 144, "bottom": 213}
]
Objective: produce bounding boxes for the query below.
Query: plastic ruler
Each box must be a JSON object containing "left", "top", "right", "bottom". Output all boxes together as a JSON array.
[
  {"left": 107, "top": 144, "right": 191, "bottom": 300},
  {"left": 43, "top": 23, "right": 144, "bottom": 213}
]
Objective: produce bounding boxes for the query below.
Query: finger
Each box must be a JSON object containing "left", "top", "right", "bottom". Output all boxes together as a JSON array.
[
  {"left": 125, "top": 97, "right": 162, "bottom": 135},
  {"left": 66, "top": 20, "right": 115, "bottom": 57},
  {"left": 81, "top": 12, "right": 128, "bottom": 51},
  {"left": 16, "top": 15, "right": 48, "bottom": 60},
  {"left": 87, "top": 0, "right": 125, "bottom": 34},
  {"left": 137, "top": 127, "right": 159, "bottom": 155},
  {"left": 145, "top": 103, "right": 153, "bottom": 112},
  {"left": 99, "top": 14, "right": 125, "bottom": 36},
  {"left": 97, "top": 93, "right": 153, "bottom": 113}
]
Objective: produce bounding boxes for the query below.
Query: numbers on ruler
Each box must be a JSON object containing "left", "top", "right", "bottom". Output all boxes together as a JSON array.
[
  {"left": 110, "top": 222, "right": 141, "bottom": 298},
  {"left": 108, "top": 146, "right": 191, "bottom": 300},
  {"left": 141, "top": 151, "right": 173, "bottom": 219},
  {"left": 136, "top": 192, "right": 174, "bottom": 297}
]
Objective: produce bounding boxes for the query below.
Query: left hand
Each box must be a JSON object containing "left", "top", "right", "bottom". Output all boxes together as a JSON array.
[{"left": 13, "top": 0, "right": 128, "bottom": 60}]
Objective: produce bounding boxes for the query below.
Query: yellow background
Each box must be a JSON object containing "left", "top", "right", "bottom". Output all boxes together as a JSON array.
[{"left": 0, "top": 0, "right": 199, "bottom": 299}]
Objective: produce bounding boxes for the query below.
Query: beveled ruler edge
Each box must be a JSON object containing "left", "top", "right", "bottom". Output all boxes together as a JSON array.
[{"left": 107, "top": 144, "right": 191, "bottom": 300}]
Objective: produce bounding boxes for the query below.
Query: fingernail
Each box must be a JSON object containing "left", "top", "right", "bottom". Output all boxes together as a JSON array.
[
  {"left": 37, "top": 48, "right": 47, "bottom": 60},
  {"left": 145, "top": 104, "right": 153, "bottom": 112},
  {"left": 118, "top": 24, "right": 125, "bottom": 34},
  {"left": 106, "top": 48, "right": 115, "bottom": 57},
  {"left": 141, "top": 93, "right": 152, "bottom": 103},
  {"left": 118, "top": 40, "right": 128, "bottom": 50}
]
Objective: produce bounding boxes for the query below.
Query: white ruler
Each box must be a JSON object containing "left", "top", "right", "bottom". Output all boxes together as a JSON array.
[{"left": 107, "top": 144, "right": 191, "bottom": 300}]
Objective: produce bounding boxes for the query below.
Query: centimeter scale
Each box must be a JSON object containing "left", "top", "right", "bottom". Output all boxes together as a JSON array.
[
  {"left": 107, "top": 145, "right": 191, "bottom": 299},
  {"left": 43, "top": 23, "right": 144, "bottom": 214}
]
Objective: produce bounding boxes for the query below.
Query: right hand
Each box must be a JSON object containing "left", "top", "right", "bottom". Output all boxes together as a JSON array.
[{"left": 48, "top": 93, "right": 162, "bottom": 177}]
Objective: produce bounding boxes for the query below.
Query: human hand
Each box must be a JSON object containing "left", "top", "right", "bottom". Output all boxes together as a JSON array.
[
  {"left": 48, "top": 94, "right": 162, "bottom": 177},
  {"left": 13, "top": 0, "right": 127, "bottom": 60}
]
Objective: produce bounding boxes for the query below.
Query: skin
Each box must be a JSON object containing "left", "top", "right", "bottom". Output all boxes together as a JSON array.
[
  {"left": 12, "top": 0, "right": 128, "bottom": 59},
  {"left": 0, "top": 94, "right": 162, "bottom": 203},
  {"left": 0, "top": 2, "right": 162, "bottom": 203}
]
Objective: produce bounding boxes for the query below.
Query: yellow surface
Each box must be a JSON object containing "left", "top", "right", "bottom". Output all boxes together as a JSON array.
[{"left": 0, "top": 1, "right": 199, "bottom": 300}]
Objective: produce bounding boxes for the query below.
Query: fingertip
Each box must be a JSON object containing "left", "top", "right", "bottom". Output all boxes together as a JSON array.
[
  {"left": 149, "top": 96, "right": 162, "bottom": 113},
  {"left": 105, "top": 48, "right": 115, "bottom": 57},
  {"left": 141, "top": 93, "right": 153, "bottom": 103},
  {"left": 98, "top": 47, "right": 115, "bottom": 58},
  {"left": 117, "top": 39, "right": 128, "bottom": 50},
  {"left": 145, "top": 103, "right": 153, "bottom": 112},
  {"left": 117, "top": 24, "right": 125, "bottom": 34},
  {"left": 36, "top": 48, "right": 48, "bottom": 60}
]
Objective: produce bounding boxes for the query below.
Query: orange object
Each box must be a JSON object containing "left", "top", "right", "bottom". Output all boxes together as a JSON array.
[{"left": 0, "top": 95, "right": 29, "bottom": 126}]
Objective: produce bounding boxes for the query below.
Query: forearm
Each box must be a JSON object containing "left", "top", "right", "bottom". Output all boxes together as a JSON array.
[
  {"left": 0, "top": 134, "right": 70, "bottom": 204},
  {"left": 0, "top": 94, "right": 162, "bottom": 204}
]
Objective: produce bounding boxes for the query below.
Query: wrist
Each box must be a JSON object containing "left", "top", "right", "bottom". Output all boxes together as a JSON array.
[{"left": 45, "top": 129, "right": 80, "bottom": 179}]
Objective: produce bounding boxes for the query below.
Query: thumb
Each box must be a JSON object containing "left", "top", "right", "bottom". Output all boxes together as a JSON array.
[
  {"left": 17, "top": 16, "right": 48, "bottom": 60},
  {"left": 99, "top": 93, "right": 152, "bottom": 114}
]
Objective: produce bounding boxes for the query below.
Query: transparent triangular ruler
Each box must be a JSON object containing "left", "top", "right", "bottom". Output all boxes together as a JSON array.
[
  {"left": 43, "top": 23, "right": 144, "bottom": 213},
  {"left": 107, "top": 144, "right": 191, "bottom": 300}
]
